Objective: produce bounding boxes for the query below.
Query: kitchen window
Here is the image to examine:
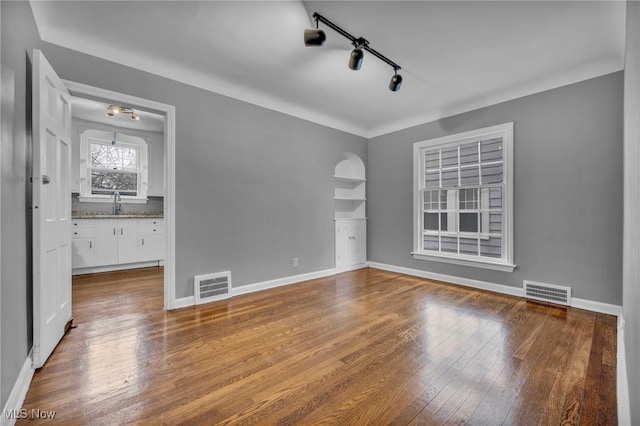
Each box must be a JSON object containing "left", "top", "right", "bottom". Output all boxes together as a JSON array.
[
  {"left": 412, "top": 122, "right": 515, "bottom": 272},
  {"left": 79, "top": 130, "right": 148, "bottom": 203}
]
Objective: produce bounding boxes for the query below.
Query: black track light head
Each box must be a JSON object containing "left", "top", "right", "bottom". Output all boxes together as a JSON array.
[
  {"left": 304, "top": 28, "right": 326, "bottom": 46},
  {"left": 389, "top": 73, "right": 402, "bottom": 92},
  {"left": 349, "top": 48, "right": 364, "bottom": 70}
]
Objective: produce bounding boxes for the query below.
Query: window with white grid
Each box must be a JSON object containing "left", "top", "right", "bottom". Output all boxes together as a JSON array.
[
  {"left": 413, "top": 123, "right": 515, "bottom": 272},
  {"left": 79, "top": 130, "right": 148, "bottom": 203}
]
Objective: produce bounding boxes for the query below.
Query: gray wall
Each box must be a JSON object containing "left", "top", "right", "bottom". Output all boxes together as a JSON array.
[
  {"left": 368, "top": 72, "right": 623, "bottom": 305},
  {"left": 623, "top": 1, "right": 640, "bottom": 424},
  {"left": 0, "top": 0, "right": 41, "bottom": 408},
  {"left": 38, "top": 43, "right": 367, "bottom": 299}
]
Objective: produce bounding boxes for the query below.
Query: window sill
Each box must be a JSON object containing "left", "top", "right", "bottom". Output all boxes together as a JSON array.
[
  {"left": 411, "top": 252, "right": 516, "bottom": 272},
  {"left": 78, "top": 196, "right": 148, "bottom": 204}
]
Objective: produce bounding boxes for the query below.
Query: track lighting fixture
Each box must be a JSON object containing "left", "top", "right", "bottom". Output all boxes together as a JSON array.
[
  {"left": 304, "top": 12, "right": 403, "bottom": 92},
  {"left": 389, "top": 70, "right": 402, "bottom": 92},
  {"left": 105, "top": 104, "right": 140, "bottom": 121}
]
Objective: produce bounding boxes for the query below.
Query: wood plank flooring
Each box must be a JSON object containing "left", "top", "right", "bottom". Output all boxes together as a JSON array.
[{"left": 19, "top": 267, "right": 617, "bottom": 425}]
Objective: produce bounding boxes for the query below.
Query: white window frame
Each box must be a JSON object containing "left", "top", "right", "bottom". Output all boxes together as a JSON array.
[
  {"left": 79, "top": 129, "right": 149, "bottom": 203},
  {"left": 412, "top": 122, "right": 515, "bottom": 272}
]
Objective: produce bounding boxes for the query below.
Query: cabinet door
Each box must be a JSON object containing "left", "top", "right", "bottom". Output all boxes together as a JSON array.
[
  {"left": 95, "top": 219, "right": 118, "bottom": 266},
  {"left": 138, "top": 234, "right": 164, "bottom": 262},
  {"left": 72, "top": 237, "right": 94, "bottom": 268},
  {"left": 351, "top": 220, "right": 366, "bottom": 265},
  {"left": 335, "top": 221, "right": 352, "bottom": 268},
  {"left": 118, "top": 220, "right": 138, "bottom": 264}
]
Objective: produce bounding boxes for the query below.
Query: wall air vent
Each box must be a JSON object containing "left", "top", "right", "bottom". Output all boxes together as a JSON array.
[
  {"left": 194, "top": 271, "right": 232, "bottom": 305},
  {"left": 523, "top": 280, "right": 571, "bottom": 306}
]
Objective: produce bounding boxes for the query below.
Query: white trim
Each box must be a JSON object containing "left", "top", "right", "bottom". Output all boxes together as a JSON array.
[
  {"left": 367, "top": 261, "right": 623, "bottom": 316},
  {"left": 335, "top": 263, "right": 367, "bottom": 274},
  {"left": 233, "top": 268, "right": 336, "bottom": 297},
  {"left": 571, "top": 297, "right": 622, "bottom": 317},
  {"left": 413, "top": 122, "right": 514, "bottom": 271},
  {"left": 167, "top": 268, "right": 338, "bottom": 309},
  {"left": 72, "top": 261, "right": 161, "bottom": 276},
  {"left": 411, "top": 252, "right": 516, "bottom": 272},
  {"left": 1, "top": 351, "right": 34, "bottom": 426},
  {"left": 173, "top": 296, "right": 195, "bottom": 310},
  {"left": 617, "top": 315, "right": 632, "bottom": 426},
  {"left": 61, "top": 79, "right": 177, "bottom": 311},
  {"left": 368, "top": 261, "right": 523, "bottom": 297}
]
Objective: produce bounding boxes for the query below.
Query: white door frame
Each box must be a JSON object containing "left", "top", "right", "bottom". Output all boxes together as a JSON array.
[{"left": 62, "top": 80, "right": 177, "bottom": 309}]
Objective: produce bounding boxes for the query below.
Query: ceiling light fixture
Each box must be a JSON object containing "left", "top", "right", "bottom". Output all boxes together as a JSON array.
[
  {"left": 304, "top": 12, "right": 403, "bottom": 92},
  {"left": 105, "top": 104, "right": 140, "bottom": 121}
]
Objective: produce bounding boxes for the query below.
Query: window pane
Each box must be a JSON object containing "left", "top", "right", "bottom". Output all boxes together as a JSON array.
[
  {"left": 441, "top": 169, "right": 458, "bottom": 188},
  {"left": 440, "top": 190, "right": 448, "bottom": 210},
  {"left": 480, "top": 138, "right": 503, "bottom": 162},
  {"left": 460, "top": 166, "right": 479, "bottom": 185},
  {"left": 424, "top": 190, "right": 440, "bottom": 210},
  {"left": 460, "top": 237, "right": 478, "bottom": 255},
  {"left": 459, "top": 212, "right": 478, "bottom": 232},
  {"left": 481, "top": 163, "right": 503, "bottom": 184},
  {"left": 459, "top": 188, "right": 478, "bottom": 210},
  {"left": 460, "top": 142, "right": 478, "bottom": 166},
  {"left": 486, "top": 211, "right": 502, "bottom": 233},
  {"left": 91, "top": 143, "right": 138, "bottom": 171},
  {"left": 91, "top": 171, "right": 137, "bottom": 195},
  {"left": 425, "top": 170, "right": 440, "bottom": 188},
  {"left": 424, "top": 235, "right": 439, "bottom": 251},
  {"left": 441, "top": 236, "right": 458, "bottom": 253},
  {"left": 441, "top": 147, "right": 458, "bottom": 167},
  {"left": 480, "top": 236, "right": 502, "bottom": 258},
  {"left": 425, "top": 150, "right": 439, "bottom": 169},
  {"left": 440, "top": 213, "right": 449, "bottom": 232},
  {"left": 424, "top": 213, "right": 439, "bottom": 231}
]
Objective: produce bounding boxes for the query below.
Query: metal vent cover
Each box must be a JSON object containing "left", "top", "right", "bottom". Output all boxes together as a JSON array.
[
  {"left": 523, "top": 280, "right": 571, "bottom": 306},
  {"left": 195, "top": 271, "right": 232, "bottom": 305}
]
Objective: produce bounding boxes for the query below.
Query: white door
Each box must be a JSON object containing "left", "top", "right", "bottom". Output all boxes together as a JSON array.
[
  {"left": 32, "top": 49, "right": 72, "bottom": 368},
  {"left": 95, "top": 219, "right": 118, "bottom": 266},
  {"left": 118, "top": 220, "right": 138, "bottom": 264},
  {"left": 335, "top": 221, "right": 352, "bottom": 268}
]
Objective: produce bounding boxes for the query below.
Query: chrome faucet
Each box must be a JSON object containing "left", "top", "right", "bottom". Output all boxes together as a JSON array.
[{"left": 113, "top": 191, "right": 122, "bottom": 215}]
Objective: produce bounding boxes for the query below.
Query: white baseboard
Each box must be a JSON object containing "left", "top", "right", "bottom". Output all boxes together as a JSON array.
[
  {"left": 367, "top": 261, "right": 622, "bottom": 316},
  {"left": 173, "top": 296, "right": 195, "bottom": 309},
  {"left": 367, "top": 261, "right": 524, "bottom": 297},
  {"left": 169, "top": 268, "right": 338, "bottom": 309},
  {"left": 335, "top": 263, "right": 367, "bottom": 274},
  {"left": 233, "top": 268, "right": 336, "bottom": 297},
  {"left": 72, "top": 261, "right": 162, "bottom": 276},
  {"left": 617, "top": 316, "right": 631, "bottom": 426},
  {"left": 1, "top": 350, "right": 34, "bottom": 426}
]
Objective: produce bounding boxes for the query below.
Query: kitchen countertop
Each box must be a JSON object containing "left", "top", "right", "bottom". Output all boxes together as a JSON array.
[{"left": 72, "top": 212, "right": 164, "bottom": 219}]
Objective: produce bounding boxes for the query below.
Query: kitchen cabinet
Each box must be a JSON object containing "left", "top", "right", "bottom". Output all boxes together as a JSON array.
[
  {"left": 95, "top": 219, "right": 138, "bottom": 266},
  {"left": 137, "top": 218, "right": 165, "bottom": 262},
  {"left": 72, "top": 217, "right": 164, "bottom": 273},
  {"left": 72, "top": 219, "right": 95, "bottom": 268}
]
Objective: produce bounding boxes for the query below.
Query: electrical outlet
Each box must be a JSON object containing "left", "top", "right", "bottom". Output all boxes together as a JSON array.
[{"left": 293, "top": 257, "right": 298, "bottom": 267}]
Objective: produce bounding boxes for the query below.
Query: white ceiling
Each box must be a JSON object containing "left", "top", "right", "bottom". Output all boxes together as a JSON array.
[
  {"left": 31, "top": 1, "right": 626, "bottom": 138},
  {"left": 71, "top": 97, "right": 165, "bottom": 133}
]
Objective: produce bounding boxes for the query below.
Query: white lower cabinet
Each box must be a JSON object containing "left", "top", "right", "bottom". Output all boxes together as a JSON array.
[
  {"left": 335, "top": 219, "right": 366, "bottom": 271},
  {"left": 72, "top": 217, "right": 165, "bottom": 273},
  {"left": 72, "top": 220, "right": 95, "bottom": 268}
]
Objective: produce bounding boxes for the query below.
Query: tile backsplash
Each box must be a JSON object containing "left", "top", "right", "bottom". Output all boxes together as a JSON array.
[{"left": 71, "top": 193, "right": 164, "bottom": 214}]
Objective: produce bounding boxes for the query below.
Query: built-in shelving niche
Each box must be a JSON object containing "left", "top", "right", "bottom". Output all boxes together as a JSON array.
[{"left": 333, "top": 153, "right": 366, "bottom": 219}]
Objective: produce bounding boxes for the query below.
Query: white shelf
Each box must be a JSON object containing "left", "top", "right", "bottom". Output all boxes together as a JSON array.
[
  {"left": 334, "top": 217, "right": 367, "bottom": 221},
  {"left": 334, "top": 197, "right": 366, "bottom": 201},
  {"left": 333, "top": 175, "right": 366, "bottom": 183}
]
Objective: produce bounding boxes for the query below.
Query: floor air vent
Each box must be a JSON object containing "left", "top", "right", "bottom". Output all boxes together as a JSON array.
[
  {"left": 523, "top": 280, "right": 571, "bottom": 306},
  {"left": 195, "top": 271, "right": 232, "bottom": 305}
]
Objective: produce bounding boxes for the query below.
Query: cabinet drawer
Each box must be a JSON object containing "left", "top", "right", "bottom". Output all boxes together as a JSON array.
[
  {"left": 72, "top": 219, "right": 95, "bottom": 228},
  {"left": 138, "top": 218, "right": 164, "bottom": 227},
  {"left": 72, "top": 227, "right": 95, "bottom": 238},
  {"left": 138, "top": 225, "right": 165, "bottom": 235}
]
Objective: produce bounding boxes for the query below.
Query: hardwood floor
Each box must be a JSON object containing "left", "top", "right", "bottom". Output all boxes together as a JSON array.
[{"left": 19, "top": 267, "right": 617, "bottom": 425}]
